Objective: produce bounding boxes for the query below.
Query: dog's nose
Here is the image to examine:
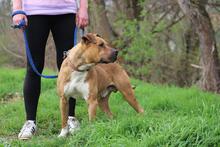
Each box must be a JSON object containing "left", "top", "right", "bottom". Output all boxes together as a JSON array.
[
  {"left": 115, "top": 50, "right": 118, "bottom": 56},
  {"left": 110, "top": 49, "right": 118, "bottom": 62},
  {"left": 111, "top": 48, "right": 118, "bottom": 56}
]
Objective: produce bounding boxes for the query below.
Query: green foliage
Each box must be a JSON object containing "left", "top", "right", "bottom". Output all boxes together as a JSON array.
[
  {"left": 0, "top": 68, "right": 220, "bottom": 146},
  {"left": 113, "top": 0, "right": 200, "bottom": 86},
  {"left": 114, "top": 15, "right": 156, "bottom": 80}
]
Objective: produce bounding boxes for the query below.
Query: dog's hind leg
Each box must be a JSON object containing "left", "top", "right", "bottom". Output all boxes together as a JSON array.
[
  {"left": 58, "top": 95, "right": 69, "bottom": 137},
  {"left": 119, "top": 86, "right": 144, "bottom": 113},
  {"left": 114, "top": 71, "right": 144, "bottom": 113},
  {"left": 98, "top": 94, "right": 113, "bottom": 118}
]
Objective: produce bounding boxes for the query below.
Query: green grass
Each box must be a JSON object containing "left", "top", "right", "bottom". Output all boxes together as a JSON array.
[{"left": 0, "top": 67, "right": 220, "bottom": 146}]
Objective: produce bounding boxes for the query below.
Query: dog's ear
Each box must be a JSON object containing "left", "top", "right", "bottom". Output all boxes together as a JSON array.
[{"left": 82, "top": 33, "right": 95, "bottom": 44}]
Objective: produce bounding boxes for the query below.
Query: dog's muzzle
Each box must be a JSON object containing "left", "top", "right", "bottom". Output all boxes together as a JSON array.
[{"left": 99, "top": 49, "right": 118, "bottom": 64}]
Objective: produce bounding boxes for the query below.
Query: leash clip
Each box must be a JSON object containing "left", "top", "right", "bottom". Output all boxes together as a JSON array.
[
  {"left": 79, "top": 28, "right": 85, "bottom": 37},
  {"left": 74, "top": 27, "right": 85, "bottom": 46}
]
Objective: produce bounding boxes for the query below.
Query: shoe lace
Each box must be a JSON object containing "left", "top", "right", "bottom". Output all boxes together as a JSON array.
[
  {"left": 68, "top": 117, "right": 79, "bottom": 128},
  {"left": 20, "top": 121, "right": 35, "bottom": 133}
]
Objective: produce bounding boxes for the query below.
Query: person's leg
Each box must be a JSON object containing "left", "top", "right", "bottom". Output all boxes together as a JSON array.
[
  {"left": 50, "top": 14, "right": 76, "bottom": 117},
  {"left": 19, "top": 15, "right": 50, "bottom": 140},
  {"left": 51, "top": 14, "right": 80, "bottom": 135},
  {"left": 23, "top": 15, "right": 50, "bottom": 121}
]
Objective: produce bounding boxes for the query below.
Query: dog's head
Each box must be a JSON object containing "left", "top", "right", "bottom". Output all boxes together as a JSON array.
[{"left": 80, "top": 33, "right": 118, "bottom": 64}]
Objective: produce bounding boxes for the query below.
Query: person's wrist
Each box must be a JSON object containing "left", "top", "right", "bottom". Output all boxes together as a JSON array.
[
  {"left": 80, "top": 5, "right": 88, "bottom": 11},
  {"left": 80, "top": 4, "right": 88, "bottom": 10},
  {"left": 12, "top": 7, "right": 22, "bottom": 11}
]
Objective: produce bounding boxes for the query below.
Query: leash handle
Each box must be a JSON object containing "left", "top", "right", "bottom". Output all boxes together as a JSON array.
[
  {"left": 11, "top": 10, "right": 27, "bottom": 29},
  {"left": 12, "top": 10, "right": 26, "bottom": 18},
  {"left": 12, "top": 19, "right": 26, "bottom": 29}
]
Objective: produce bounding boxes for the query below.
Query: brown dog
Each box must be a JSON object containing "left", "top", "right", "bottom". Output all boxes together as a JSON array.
[{"left": 57, "top": 33, "right": 144, "bottom": 137}]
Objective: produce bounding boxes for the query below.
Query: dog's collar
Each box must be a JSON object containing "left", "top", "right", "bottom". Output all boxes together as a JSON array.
[{"left": 67, "top": 57, "right": 89, "bottom": 72}]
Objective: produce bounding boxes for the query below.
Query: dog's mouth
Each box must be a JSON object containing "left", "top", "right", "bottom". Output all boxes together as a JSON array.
[{"left": 99, "top": 59, "right": 109, "bottom": 64}]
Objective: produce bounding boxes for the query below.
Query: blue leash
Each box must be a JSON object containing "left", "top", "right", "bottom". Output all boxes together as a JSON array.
[{"left": 12, "top": 12, "right": 82, "bottom": 79}]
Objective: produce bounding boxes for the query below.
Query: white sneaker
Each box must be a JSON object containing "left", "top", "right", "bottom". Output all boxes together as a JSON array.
[
  {"left": 18, "top": 120, "right": 36, "bottom": 140},
  {"left": 68, "top": 116, "right": 80, "bottom": 134}
]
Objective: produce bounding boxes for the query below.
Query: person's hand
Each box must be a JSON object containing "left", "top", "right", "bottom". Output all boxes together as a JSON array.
[
  {"left": 12, "top": 13, "right": 28, "bottom": 26},
  {"left": 76, "top": 7, "right": 89, "bottom": 28}
]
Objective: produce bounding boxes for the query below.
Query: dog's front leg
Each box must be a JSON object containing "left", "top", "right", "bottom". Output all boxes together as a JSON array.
[
  {"left": 87, "top": 97, "right": 98, "bottom": 121},
  {"left": 58, "top": 95, "right": 69, "bottom": 137}
]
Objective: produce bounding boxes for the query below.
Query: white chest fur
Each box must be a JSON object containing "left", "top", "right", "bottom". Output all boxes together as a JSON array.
[{"left": 64, "top": 71, "right": 89, "bottom": 100}]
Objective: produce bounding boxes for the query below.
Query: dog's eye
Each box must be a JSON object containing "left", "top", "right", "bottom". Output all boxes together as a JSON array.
[
  {"left": 96, "top": 34, "right": 101, "bottom": 37},
  {"left": 98, "top": 43, "right": 104, "bottom": 47}
]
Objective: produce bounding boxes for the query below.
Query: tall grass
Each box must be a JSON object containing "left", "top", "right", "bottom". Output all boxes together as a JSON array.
[{"left": 0, "top": 68, "right": 220, "bottom": 146}]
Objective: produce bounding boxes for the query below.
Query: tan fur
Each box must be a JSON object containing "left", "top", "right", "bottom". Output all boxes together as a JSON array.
[{"left": 57, "top": 34, "right": 144, "bottom": 129}]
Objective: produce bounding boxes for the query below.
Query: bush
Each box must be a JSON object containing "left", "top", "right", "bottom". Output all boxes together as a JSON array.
[{"left": 114, "top": 0, "right": 200, "bottom": 86}]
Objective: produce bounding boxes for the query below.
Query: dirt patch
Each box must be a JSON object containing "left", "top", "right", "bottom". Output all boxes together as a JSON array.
[{"left": 0, "top": 92, "right": 22, "bottom": 103}]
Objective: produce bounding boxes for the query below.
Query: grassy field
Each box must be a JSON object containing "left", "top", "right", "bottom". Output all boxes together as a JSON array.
[{"left": 0, "top": 67, "right": 220, "bottom": 146}]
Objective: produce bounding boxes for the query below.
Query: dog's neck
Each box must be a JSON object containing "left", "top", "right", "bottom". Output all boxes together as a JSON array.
[{"left": 67, "top": 44, "right": 95, "bottom": 72}]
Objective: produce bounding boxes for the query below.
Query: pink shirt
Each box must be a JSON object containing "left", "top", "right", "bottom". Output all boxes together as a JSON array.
[{"left": 23, "top": 0, "right": 78, "bottom": 15}]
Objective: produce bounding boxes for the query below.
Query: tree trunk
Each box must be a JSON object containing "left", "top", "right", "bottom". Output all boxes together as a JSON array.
[
  {"left": 177, "top": 0, "right": 220, "bottom": 93},
  {"left": 88, "top": 0, "right": 114, "bottom": 41}
]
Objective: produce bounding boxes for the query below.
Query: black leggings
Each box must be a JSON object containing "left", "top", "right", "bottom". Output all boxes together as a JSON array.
[{"left": 24, "top": 14, "right": 76, "bottom": 120}]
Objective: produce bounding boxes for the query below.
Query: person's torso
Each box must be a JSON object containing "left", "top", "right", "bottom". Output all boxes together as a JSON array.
[{"left": 23, "top": 0, "right": 78, "bottom": 15}]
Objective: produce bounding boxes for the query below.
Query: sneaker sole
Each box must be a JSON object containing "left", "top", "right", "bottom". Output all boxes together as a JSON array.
[
  {"left": 18, "top": 132, "right": 36, "bottom": 140},
  {"left": 18, "top": 137, "right": 30, "bottom": 140}
]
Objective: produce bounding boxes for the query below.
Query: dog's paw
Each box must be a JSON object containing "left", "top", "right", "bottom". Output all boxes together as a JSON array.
[
  {"left": 139, "top": 108, "right": 144, "bottom": 114},
  {"left": 58, "top": 126, "right": 69, "bottom": 138}
]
